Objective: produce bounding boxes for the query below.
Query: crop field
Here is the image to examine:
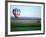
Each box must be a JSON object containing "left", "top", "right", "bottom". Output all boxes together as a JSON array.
[{"left": 11, "top": 20, "right": 41, "bottom": 32}]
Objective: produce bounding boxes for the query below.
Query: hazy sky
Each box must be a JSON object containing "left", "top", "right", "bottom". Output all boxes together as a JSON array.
[{"left": 10, "top": 5, "right": 41, "bottom": 18}]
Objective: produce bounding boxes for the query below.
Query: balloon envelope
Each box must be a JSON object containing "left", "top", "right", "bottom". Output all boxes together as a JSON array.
[{"left": 13, "top": 8, "right": 21, "bottom": 18}]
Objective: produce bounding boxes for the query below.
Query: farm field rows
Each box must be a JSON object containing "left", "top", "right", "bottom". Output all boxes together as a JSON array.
[{"left": 11, "top": 21, "right": 41, "bottom": 32}]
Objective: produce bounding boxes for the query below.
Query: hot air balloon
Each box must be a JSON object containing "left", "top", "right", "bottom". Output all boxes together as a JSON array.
[{"left": 13, "top": 8, "right": 21, "bottom": 18}]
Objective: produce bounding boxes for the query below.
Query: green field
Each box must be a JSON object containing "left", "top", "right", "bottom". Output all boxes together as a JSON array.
[{"left": 11, "top": 21, "right": 41, "bottom": 32}]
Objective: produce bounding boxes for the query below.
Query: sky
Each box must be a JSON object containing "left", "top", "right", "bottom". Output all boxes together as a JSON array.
[{"left": 10, "top": 5, "right": 41, "bottom": 18}]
